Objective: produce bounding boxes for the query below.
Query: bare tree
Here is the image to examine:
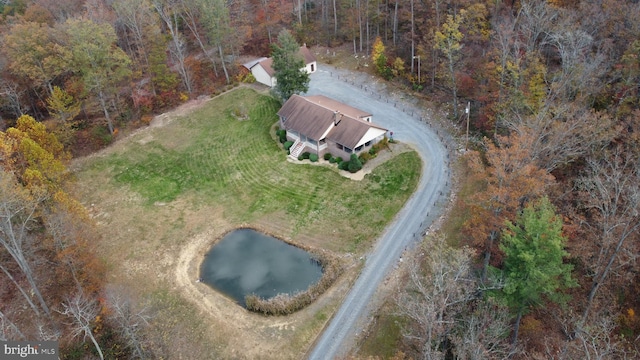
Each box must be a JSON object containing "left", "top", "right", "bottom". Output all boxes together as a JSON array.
[
  {"left": 0, "top": 309, "right": 26, "bottom": 341},
  {"left": 516, "top": 0, "right": 557, "bottom": 54},
  {"left": 0, "top": 172, "right": 51, "bottom": 317},
  {"left": 59, "top": 292, "right": 104, "bottom": 360},
  {"left": 449, "top": 299, "right": 516, "bottom": 360},
  {"left": 576, "top": 147, "right": 640, "bottom": 325},
  {"left": 152, "top": 0, "right": 193, "bottom": 93},
  {"left": 0, "top": 80, "right": 28, "bottom": 118},
  {"left": 507, "top": 105, "right": 616, "bottom": 173},
  {"left": 106, "top": 287, "right": 152, "bottom": 359},
  {"left": 179, "top": 0, "right": 219, "bottom": 78},
  {"left": 553, "top": 312, "right": 633, "bottom": 360},
  {"left": 396, "top": 235, "right": 479, "bottom": 360}
]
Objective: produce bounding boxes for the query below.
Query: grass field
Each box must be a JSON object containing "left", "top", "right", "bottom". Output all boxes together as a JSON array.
[
  {"left": 74, "top": 87, "right": 422, "bottom": 359},
  {"left": 84, "top": 88, "right": 420, "bottom": 252}
]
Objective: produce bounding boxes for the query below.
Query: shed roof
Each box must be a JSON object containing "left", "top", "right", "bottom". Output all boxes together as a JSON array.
[
  {"left": 298, "top": 45, "right": 317, "bottom": 65},
  {"left": 244, "top": 46, "right": 316, "bottom": 78},
  {"left": 242, "top": 57, "right": 268, "bottom": 70}
]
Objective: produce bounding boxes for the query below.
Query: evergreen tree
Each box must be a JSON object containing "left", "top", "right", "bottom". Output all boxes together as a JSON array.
[
  {"left": 494, "top": 196, "right": 576, "bottom": 344},
  {"left": 271, "top": 29, "right": 309, "bottom": 101}
]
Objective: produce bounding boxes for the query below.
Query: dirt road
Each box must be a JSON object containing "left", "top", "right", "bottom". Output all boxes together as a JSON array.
[{"left": 305, "top": 66, "right": 452, "bottom": 359}]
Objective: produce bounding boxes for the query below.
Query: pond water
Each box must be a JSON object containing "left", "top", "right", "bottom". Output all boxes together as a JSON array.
[{"left": 199, "top": 228, "right": 323, "bottom": 307}]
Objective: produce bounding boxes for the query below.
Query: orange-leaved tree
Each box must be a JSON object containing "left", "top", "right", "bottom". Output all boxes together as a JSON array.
[{"left": 463, "top": 132, "right": 555, "bottom": 281}]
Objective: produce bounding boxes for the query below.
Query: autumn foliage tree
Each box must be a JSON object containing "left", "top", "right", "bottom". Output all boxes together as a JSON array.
[
  {"left": 372, "top": 36, "right": 391, "bottom": 79},
  {"left": 63, "top": 18, "right": 132, "bottom": 135},
  {"left": 0, "top": 115, "right": 105, "bottom": 346},
  {"left": 463, "top": 133, "right": 555, "bottom": 281}
]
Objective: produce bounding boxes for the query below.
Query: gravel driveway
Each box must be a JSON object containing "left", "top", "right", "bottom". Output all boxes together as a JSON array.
[{"left": 305, "top": 66, "right": 453, "bottom": 359}]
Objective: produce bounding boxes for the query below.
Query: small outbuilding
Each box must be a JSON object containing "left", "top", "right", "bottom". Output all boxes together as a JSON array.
[{"left": 243, "top": 46, "right": 317, "bottom": 88}]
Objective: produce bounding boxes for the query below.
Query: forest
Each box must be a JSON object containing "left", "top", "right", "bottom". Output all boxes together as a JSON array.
[{"left": 0, "top": 0, "right": 639, "bottom": 358}]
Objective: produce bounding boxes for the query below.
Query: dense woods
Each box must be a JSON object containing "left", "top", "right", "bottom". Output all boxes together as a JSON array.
[{"left": 1, "top": 0, "right": 639, "bottom": 358}]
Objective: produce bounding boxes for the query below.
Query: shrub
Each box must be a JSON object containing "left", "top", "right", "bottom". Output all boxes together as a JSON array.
[
  {"left": 302, "top": 152, "right": 310, "bottom": 160},
  {"left": 284, "top": 141, "right": 294, "bottom": 150},
  {"left": 369, "top": 147, "right": 376, "bottom": 155},
  {"left": 372, "top": 136, "right": 389, "bottom": 153},
  {"left": 309, "top": 153, "right": 319, "bottom": 162},
  {"left": 91, "top": 125, "right": 113, "bottom": 146},
  {"left": 338, "top": 161, "right": 349, "bottom": 170},
  {"left": 329, "top": 157, "right": 336, "bottom": 164},
  {"left": 359, "top": 152, "right": 372, "bottom": 164},
  {"left": 348, "top": 153, "right": 363, "bottom": 173},
  {"left": 276, "top": 129, "right": 287, "bottom": 143},
  {"left": 335, "top": 157, "right": 343, "bottom": 164},
  {"left": 245, "top": 251, "right": 344, "bottom": 315},
  {"left": 323, "top": 153, "right": 332, "bottom": 161}
]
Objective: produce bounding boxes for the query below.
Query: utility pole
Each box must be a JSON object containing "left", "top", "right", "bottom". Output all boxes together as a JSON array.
[
  {"left": 465, "top": 101, "right": 470, "bottom": 150},
  {"left": 413, "top": 55, "right": 421, "bottom": 84}
]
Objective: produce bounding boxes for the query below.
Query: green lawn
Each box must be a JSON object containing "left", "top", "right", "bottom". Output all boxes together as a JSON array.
[{"left": 83, "top": 87, "right": 421, "bottom": 252}]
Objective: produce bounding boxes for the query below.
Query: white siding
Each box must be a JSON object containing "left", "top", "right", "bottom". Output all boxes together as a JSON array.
[
  {"left": 354, "top": 128, "right": 387, "bottom": 149},
  {"left": 304, "top": 61, "right": 317, "bottom": 74},
  {"left": 251, "top": 65, "right": 275, "bottom": 87}
]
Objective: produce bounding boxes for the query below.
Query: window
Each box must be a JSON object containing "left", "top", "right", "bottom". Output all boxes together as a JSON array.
[{"left": 311, "top": 64, "right": 315, "bottom": 72}]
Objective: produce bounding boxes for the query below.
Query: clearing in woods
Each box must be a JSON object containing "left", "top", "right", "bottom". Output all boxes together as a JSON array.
[{"left": 73, "top": 87, "right": 421, "bottom": 359}]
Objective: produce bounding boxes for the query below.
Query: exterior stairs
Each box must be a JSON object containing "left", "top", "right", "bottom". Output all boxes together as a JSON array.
[{"left": 289, "top": 139, "right": 306, "bottom": 158}]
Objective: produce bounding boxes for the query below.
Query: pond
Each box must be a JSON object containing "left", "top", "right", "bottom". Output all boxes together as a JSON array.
[{"left": 199, "top": 228, "right": 323, "bottom": 307}]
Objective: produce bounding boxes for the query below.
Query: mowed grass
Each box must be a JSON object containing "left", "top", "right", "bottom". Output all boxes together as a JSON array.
[{"left": 83, "top": 87, "right": 421, "bottom": 252}]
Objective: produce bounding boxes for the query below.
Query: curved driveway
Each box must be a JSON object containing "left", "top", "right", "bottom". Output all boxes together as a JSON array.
[{"left": 305, "top": 66, "right": 452, "bottom": 359}]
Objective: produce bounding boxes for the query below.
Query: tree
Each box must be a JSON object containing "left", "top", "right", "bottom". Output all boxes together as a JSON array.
[
  {"left": 59, "top": 292, "right": 104, "bottom": 360},
  {"left": 63, "top": 18, "right": 132, "bottom": 135},
  {"left": 494, "top": 196, "right": 576, "bottom": 344},
  {"left": 271, "top": 29, "right": 310, "bottom": 101},
  {"left": 463, "top": 134, "right": 555, "bottom": 282},
  {"left": 46, "top": 86, "right": 81, "bottom": 145},
  {"left": 105, "top": 287, "right": 152, "bottom": 359},
  {"left": 1, "top": 114, "right": 68, "bottom": 190},
  {"left": 3, "top": 21, "right": 69, "bottom": 96},
  {"left": 434, "top": 11, "right": 464, "bottom": 120},
  {"left": 372, "top": 36, "right": 388, "bottom": 77},
  {"left": 195, "top": 0, "right": 232, "bottom": 84},
  {"left": 397, "top": 235, "right": 513, "bottom": 360},
  {"left": 576, "top": 148, "right": 640, "bottom": 325},
  {"left": 153, "top": 0, "right": 193, "bottom": 94},
  {"left": 397, "top": 235, "right": 478, "bottom": 359},
  {"left": 0, "top": 171, "right": 50, "bottom": 317}
]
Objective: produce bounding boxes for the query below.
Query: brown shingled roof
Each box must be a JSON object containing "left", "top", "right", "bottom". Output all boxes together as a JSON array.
[
  {"left": 277, "top": 95, "right": 387, "bottom": 150},
  {"left": 304, "top": 95, "right": 371, "bottom": 120},
  {"left": 258, "top": 57, "right": 275, "bottom": 77},
  {"left": 254, "top": 46, "right": 316, "bottom": 78},
  {"left": 299, "top": 45, "right": 317, "bottom": 65},
  {"left": 277, "top": 94, "right": 335, "bottom": 141}
]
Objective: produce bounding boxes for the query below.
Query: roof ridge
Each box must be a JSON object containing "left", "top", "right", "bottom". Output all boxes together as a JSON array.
[{"left": 301, "top": 96, "right": 365, "bottom": 121}]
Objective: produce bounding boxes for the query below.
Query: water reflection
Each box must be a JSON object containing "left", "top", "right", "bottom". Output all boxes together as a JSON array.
[{"left": 200, "top": 228, "right": 323, "bottom": 307}]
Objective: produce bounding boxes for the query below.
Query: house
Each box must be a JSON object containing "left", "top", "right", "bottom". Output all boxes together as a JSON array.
[
  {"left": 277, "top": 94, "right": 388, "bottom": 160},
  {"left": 243, "top": 46, "right": 317, "bottom": 88}
]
